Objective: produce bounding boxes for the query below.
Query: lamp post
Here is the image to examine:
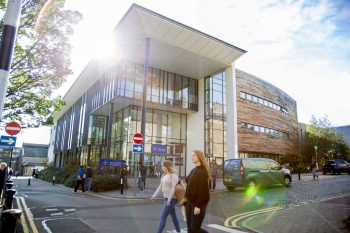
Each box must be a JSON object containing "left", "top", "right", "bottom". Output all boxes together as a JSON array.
[{"left": 314, "top": 145, "right": 318, "bottom": 170}]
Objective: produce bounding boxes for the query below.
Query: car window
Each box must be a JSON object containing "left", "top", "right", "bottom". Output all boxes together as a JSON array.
[
  {"left": 256, "top": 161, "right": 269, "bottom": 170},
  {"left": 268, "top": 161, "right": 280, "bottom": 170},
  {"left": 242, "top": 160, "right": 257, "bottom": 169}
]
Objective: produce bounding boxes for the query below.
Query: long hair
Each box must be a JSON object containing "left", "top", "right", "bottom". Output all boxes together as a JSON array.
[
  {"left": 193, "top": 150, "right": 212, "bottom": 180},
  {"left": 162, "top": 160, "right": 177, "bottom": 176}
]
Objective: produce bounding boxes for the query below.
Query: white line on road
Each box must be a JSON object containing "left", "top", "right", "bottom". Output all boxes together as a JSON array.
[
  {"left": 42, "top": 219, "right": 53, "bottom": 233},
  {"left": 64, "top": 208, "right": 76, "bottom": 212},
  {"left": 50, "top": 212, "right": 63, "bottom": 216},
  {"left": 46, "top": 209, "right": 58, "bottom": 212},
  {"left": 208, "top": 224, "right": 249, "bottom": 233}
]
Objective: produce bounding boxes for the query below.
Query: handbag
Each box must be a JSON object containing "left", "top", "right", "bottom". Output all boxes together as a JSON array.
[
  {"left": 172, "top": 173, "right": 187, "bottom": 205},
  {"left": 175, "top": 180, "right": 186, "bottom": 205}
]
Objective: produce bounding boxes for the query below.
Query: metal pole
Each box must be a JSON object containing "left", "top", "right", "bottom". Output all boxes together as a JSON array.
[
  {"left": 9, "top": 146, "right": 13, "bottom": 168},
  {"left": 140, "top": 38, "right": 150, "bottom": 164},
  {"left": 0, "top": 0, "right": 22, "bottom": 120}
]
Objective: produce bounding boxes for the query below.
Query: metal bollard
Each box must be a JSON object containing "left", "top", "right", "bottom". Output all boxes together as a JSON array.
[
  {"left": 52, "top": 176, "right": 55, "bottom": 185},
  {"left": 6, "top": 182, "right": 13, "bottom": 189},
  {"left": 28, "top": 178, "right": 31, "bottom": 185},
  {"left": 1, "top": 209, "right": 22, "bottom": 233},
  {"left": 4, "top": 189, "right": 17, "bottom": 209},
  {"left": 120, "top": 176, "right": 124, "bottom": 194},
  {"left": 298, "top": 169, "right": 301, "bottom": 181}
]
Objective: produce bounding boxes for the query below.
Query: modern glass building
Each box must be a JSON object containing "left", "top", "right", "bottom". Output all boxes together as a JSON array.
[{"left": 49, "top": 4, "right": 299, "bottom": 176}]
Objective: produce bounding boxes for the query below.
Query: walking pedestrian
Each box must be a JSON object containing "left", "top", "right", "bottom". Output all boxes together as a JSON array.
[
  {"left": 137, "top": 162, "right": 147, "bottom": 191},
  {"left": 74, "top": 165, "right": 85, "bottom": 193},
  {"left": 156, "top": 161, "right": 162, "bottom": 178},
  {"left": 311, "top": 160, "right": 318, "bottom": 180},
  {"left": 185, "top": 150, "right": 212, "bottom": 233},
  {"left": 122, "top": 163, "right": 128, "bottom": 189},
  {"left": 0, "top": 162, "right": 7, "bottom": 198},
  {"left": 85, "top": 164, "right": 93, "bottom": 192},
  {"left": 151, "top": 160, "right": 181, "bottom": 233},
  {"left": 209, "top": 160, "right": 218, "bottom": 190},
  {"left": 150, "top": 162, "right": 155, "bottom": 177}
]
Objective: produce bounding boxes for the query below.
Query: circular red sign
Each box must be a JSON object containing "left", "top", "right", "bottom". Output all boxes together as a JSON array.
[
  {"left": 5, "top": 121, "right": 21, "bottom": 135},
  {"left": 133, "top": 133, "right": 143, "bottom": 144}
]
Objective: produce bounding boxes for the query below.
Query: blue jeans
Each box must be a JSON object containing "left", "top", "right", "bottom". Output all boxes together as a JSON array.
[
  {"left": 86, "top": 178, "right": 92, "bottom": 191},
  {"left": 156, "top": 198, "right": 180, "bottom": 233}
]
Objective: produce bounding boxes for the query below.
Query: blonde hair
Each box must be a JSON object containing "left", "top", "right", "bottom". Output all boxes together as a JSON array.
[
  {"left": 0, "top": 162, "right": 7, "bottom": 169},
  {"left": 193, "top": 150, "right": 212, "bottom": 180},
  {"left": 162, "top": 160, "right": 176, "bottom": 175}
]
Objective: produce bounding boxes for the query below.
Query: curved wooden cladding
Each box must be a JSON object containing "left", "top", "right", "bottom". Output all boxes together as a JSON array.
[{"left": 236, "top": 70, "right": 299, "bottom": 156}]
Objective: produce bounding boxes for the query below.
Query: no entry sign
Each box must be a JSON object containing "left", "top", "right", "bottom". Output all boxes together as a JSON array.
[
  {"left": 133, "top": 133, "right": 143, "bottom": 144},
  {"left": 5, "top": 121, "right": 21, "bottom": 135}
]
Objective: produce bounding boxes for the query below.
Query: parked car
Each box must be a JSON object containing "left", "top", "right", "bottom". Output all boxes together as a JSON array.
[
  {"left": 223, "top": 158, "right": 292, "bottom": 191},
  {"left": 322, "top": 159, "right": 350, "bottom": 175}
]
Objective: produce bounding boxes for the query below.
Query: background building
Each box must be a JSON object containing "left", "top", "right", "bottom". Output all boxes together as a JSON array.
[{"left": 49, "top": 4, "right": 300, "bottom": 176}]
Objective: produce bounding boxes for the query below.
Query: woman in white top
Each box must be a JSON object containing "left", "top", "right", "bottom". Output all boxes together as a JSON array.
[{"left": 151, "top": 160, "right": 181, "bottom": 233}]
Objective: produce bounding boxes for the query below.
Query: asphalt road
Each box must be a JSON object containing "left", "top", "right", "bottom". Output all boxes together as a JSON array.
[{"left": 9, "top": 174, "right": 350, "bottom": 233}]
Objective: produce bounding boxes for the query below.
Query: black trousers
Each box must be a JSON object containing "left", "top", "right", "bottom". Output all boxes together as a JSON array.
[
  {"left": 74, "top": 179, "right": 85, "bottom": 192},
  {"left": 185, "top": 201, "right": 208, "bottom": 233}
]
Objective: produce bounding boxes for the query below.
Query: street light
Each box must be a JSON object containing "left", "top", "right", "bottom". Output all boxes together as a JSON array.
[{"left": 314, "top": 145, "right": 318, "bottom": 170}]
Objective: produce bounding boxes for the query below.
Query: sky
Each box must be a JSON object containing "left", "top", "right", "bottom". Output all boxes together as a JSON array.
[
  {"left": 2, "top": 0, "right": 350, "bottom": 146},
  {"left": 57, "top": 0, "right": 350, "bottom": 127}
]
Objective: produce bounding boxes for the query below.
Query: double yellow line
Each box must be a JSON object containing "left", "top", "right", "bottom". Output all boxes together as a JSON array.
[
  {"left": 224, "top": 206, "right": 283, "bottom": 228},
  {"left": 15, "top": 197, "right": 39, "bottom": 233}
]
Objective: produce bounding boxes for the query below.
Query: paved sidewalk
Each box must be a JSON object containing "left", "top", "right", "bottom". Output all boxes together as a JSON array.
[
  {"left": 93, "top": 172, "right": 322, "bottom": 200},
  {"left": 94, "top": 177, "right": 226, "bottom": 199}
]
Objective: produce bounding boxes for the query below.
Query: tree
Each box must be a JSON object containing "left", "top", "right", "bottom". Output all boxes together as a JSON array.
[
  {"left": 302, "top": 115, "right": 349, "bottom": 163},
  {"left": 0, "top": 0, "right": 82, "bottom": 125}
]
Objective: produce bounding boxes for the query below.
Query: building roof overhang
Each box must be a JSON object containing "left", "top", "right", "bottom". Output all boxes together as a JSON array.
[{"left": 53, "top": 4, "right": 246, "bottom": 120}]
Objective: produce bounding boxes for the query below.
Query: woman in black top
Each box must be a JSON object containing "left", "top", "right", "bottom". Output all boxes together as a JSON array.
[{"left": 185, "top": 150, "right": 212, "bottom": 233}]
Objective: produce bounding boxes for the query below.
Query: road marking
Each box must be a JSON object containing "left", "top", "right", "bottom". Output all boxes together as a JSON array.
[
  {"left": 15, "top": 197, "right": 29, "bottom": 233},
  {"left": 64, "top": 208, "right": 76, "bottom": 212},
  {"left": 224, "top": 206, "right": 283, "bottom": 228},
  {"left": 166, "top": 229, "right": 187, "bottom": 233},
  {"left": 46, "top": 208, "right": 58, "bottom": 212},
  {"left": 20, "top": 197, "right": 39, "bottom": 233},
  {"left": 51, "top": 212, "right": 63, "bottom": 216},
  {"left": 208, "top": 224, "right": 249, "bottom": 232},
  {"left": 42, "top": 219, "right": 53, "bottom": 233}
]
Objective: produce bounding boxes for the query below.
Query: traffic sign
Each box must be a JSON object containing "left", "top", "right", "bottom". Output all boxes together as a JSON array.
[
  {"left": 133, "top": 133, "right": 143, "bottom": 144},
  {"left": 0, "top": 135, "right": 16, "bottom": 147},
  {"left": 133, "top": 144, "right": 143, "bottom": 153},
  {"left": 5, "top": 121, "right": 21, "bottom": 135}
]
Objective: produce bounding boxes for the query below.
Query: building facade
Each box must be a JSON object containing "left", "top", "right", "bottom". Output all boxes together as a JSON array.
[{"left": 49, "top": 4, "right": 299, "bottom": 176}]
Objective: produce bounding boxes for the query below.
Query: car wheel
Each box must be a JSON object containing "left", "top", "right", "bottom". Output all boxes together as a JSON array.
[
  {"left": 283, "top": 176, "right": 291, "bottom": 187},
  {"left": 226, "top": 186, "right": 236, "bottom": 191},
  {"left": 247, "top": 179, "right": 257, "bottom": 189}
]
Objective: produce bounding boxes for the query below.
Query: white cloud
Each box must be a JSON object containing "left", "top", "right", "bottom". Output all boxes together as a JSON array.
[{"left": 60, "top": 0, "right": 350, "bottom": 126}]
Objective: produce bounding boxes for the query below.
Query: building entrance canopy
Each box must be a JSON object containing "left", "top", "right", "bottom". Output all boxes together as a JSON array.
[{"left": 113, "top": 4, "right": 246, "bottom": 79}]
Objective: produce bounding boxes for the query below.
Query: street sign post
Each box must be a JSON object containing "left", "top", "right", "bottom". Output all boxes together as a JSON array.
[
  {"left": 132, "top": 144, "right": 143, "bottom": 153},
  {"left": 133, "top": 133, "right": 143, "bottom": 144},
  {"left": 0, "top": 135, "right": 16, "bottom": 147},
  {"left": 5, "top": 121, "right": 21, "bottom": 135}
]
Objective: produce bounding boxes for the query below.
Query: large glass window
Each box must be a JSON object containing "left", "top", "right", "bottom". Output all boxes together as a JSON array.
[
  {"left": 110, "top": 106, "right": 187, "bottom": 177},
  {"left": 204, "top": 72, "right": 226, "bottom": 161}
]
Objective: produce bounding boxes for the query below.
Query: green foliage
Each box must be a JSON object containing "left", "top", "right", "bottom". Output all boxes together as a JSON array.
[
  {"left": 0, "top": 0, "right": 82, "bottom": 124},
  {"left": 38, "top": 166, "right": 121, "bottom": 192},
  {"left": 302, "top": 115, "right": 349, "bottom": 163}
]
